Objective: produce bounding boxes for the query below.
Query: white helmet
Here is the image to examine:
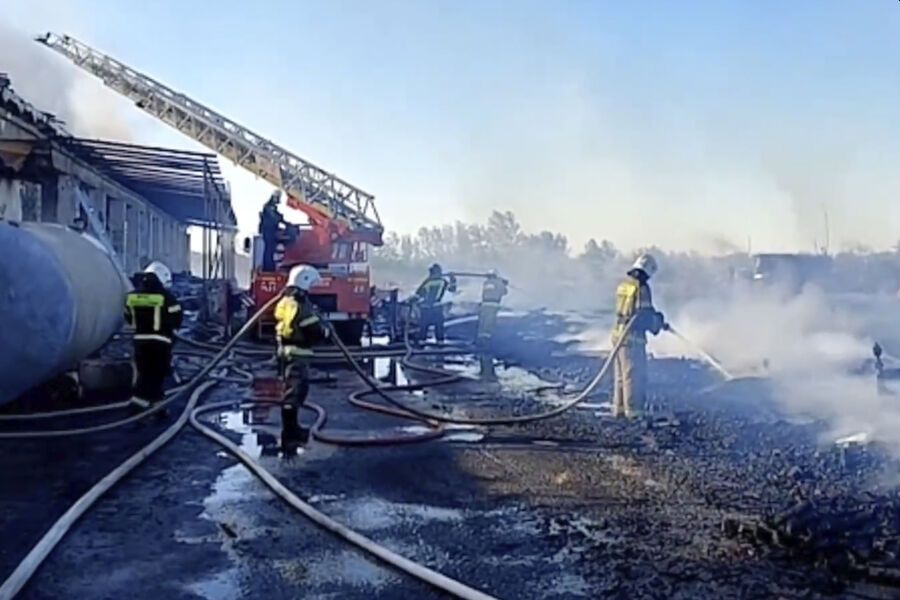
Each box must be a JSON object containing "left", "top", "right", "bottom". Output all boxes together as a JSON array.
[
  {"left": 144, "top": 261, "right": 173, "bottom": 289},
  {"left": 486, "top": 269, "right": 498, "bottom": 278},
  {"left": 630, "top": 253, "right": 658, "bottom": 279},
  {"left": 287, "top": 264, "right": 321, "bottom": 291}
]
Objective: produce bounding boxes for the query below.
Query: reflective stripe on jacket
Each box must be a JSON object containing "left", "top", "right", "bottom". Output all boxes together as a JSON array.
[
  {"left": 125, "top": 290, "right": 182, "bottom": 342},
  {"left": 611, "top": 276, "right": 654, "bottom": 344},
  {"left": 274, "top": 293, "right": 322, "bottom": 354}
]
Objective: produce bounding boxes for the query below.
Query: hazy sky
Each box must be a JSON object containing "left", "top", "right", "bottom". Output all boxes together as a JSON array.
[{"left": 3, "top": 0, "right": 900, "bottom": 253}]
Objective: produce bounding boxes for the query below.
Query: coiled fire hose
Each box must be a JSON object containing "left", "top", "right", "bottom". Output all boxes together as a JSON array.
[
  {"left": 328, "top": 317, "right": 637, "bottom": 426},
  {"left": 0, "top": 287, "right": 636, "bottom": 600},
  {"left": 0, "top": 292, "right": 506, "bottom": 600}
]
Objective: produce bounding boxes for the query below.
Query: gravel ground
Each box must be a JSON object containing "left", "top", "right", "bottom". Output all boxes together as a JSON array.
[{"left": 2, "top": 311, "right": 899, "bottom": 599}]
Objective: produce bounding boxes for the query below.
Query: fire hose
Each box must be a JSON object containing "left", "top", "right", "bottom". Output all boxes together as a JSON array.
[
  {"left": 325, "top": 318, "right": 635, "bottom": 426},
  {"left": 0, "top": 288, "right": 641, "bottom": 599},
  {"left": 0, "top": 293, "right": 509, "bottom": 600},
  {"left": 0, "top": 295, "right": 282, "bottom": 599}
]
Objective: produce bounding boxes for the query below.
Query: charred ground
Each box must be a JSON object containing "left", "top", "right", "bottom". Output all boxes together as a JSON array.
[{"left": 1, "top": 311, "right": 898, "bottom": 599}]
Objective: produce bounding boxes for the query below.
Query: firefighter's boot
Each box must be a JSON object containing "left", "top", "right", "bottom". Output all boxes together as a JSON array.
[{"left": 281, "top": 405, "right": 309, "bottom": 445}]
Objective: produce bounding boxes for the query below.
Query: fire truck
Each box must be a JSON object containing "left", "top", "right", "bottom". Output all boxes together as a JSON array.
[
  {"left": 245, "top": 195, "right": 382, "bottom": 342},
  {"left": 751, "top": 252, "right": 833, "bottom": 294},
  {"left": 38, "top": 33, "right": 385, "bottom": 344}
]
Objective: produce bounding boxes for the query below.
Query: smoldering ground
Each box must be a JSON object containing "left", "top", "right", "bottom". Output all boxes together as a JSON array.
[{"left": 649, "top": 283, "right": 900, "bottom": 448}]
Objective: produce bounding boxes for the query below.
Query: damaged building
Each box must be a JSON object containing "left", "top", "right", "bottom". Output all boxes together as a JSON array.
[{"left": 0, "top": 74, "right": 238, "bottom": 405}]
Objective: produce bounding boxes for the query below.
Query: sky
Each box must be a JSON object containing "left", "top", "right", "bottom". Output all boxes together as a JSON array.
[{"left": 2, "top": 0, "right": 900, "bottom": 254}]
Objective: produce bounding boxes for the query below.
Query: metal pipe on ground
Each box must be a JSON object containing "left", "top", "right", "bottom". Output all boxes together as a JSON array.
[{"left": 0, "top": 221, "right": 131, "bottom": 406}]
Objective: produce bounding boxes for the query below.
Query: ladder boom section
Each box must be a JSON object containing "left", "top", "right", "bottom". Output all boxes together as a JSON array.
[{"left": 36, "top": 32, "right": 382, "bottom": 235}]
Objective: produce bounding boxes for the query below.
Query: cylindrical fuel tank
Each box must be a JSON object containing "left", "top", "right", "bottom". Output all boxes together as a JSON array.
[{"left": 0, "top": 221, "right": 131, "bottom": 405}]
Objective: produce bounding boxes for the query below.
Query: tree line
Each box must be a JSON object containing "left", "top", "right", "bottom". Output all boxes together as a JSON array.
[{"left": 371, "top": 210, "right": 900, "bottom": 300}]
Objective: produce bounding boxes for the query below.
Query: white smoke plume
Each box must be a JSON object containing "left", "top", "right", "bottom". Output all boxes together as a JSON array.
[
  {"left": 646, "top": 283, "right": 900, "bottom": 447},
  {"left": 0, "top": 23, "right": 133, "bottom": 141}
]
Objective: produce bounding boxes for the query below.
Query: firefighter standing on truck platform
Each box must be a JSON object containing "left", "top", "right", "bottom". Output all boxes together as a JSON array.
[
  {"left": 414, "top": 263, "right": 456, "bottom": 343},
  {"left": 124, "top": 261, "right": 182, "bottom": 417},
  {"left": 259, "top": 190, "right": 287, "bottom": 271},
  {"left": 274, "top": 264, "right": 329, "bottom": 443},
  {"left": 476, "top": 270, "right": 509, "bottom": 345},
  {"left": 610, "top": 253, "right": 668, "bottom": 419}
]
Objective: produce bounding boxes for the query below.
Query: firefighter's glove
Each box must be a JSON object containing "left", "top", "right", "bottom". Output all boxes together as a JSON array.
[{"left": 653, "top": 311, "right": 669, "bottom": 334}]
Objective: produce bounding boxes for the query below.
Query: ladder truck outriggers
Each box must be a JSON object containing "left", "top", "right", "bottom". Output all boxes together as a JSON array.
[{"left": 37, "top": 32, "right": 384, "bottom": 344}]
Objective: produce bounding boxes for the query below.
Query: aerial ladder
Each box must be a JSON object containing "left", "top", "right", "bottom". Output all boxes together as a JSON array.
[{"left": 37, "top": 32, "right": 384, "bottom": 343}]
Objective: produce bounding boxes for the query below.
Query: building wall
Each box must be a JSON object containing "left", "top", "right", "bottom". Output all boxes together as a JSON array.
[
  {"left": 0, "top": 179, "right": 23, "bottom": 221},
  {"left": 2, "top": 104, "right": 224, "bottom": 280},
  {"left": 0, "top": 178, "right": 41, "bottom": 222},
  {"left": 2, "top": 166, "right": 190, "bottom": 278}
]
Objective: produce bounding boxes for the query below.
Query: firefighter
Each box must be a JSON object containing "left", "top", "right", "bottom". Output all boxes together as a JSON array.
[
  {"left": 476, "top": 270, "right": 509, "bottom": 345},
  {"left": 414, "top": 263, "right": 454, "bottom": 343},
  {"left": 259, "top": 190, "right": 287, "bottom": 271},
  {"left": 610, "top": 253, "right": 668, "bottom": 419},
  {"left": 274, "top": 264, "right": 329, "bottom": 443},
  {"left": 124, "top": 261, "right": 182, "bottom": 415}
]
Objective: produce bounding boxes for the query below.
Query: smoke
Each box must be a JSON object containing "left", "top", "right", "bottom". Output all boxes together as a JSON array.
[
  {"left": 0, "top": 24, "right": 133, "bottom": 141},
  {"left": 646, "top": 283, "right": 900, "bottom": 448},
  {"left": 448, "top": 45, "right": 900, "bottom": 256}
]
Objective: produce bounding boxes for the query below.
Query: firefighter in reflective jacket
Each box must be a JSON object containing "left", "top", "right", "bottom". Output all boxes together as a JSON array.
[
  {"left": 274, "top": 264, "right": 329, "bottom": 443},
  {"left": 414, "top": 263, "right": 456, "bottom": 343},
  {"left": 610, "top": 253, "right": 668, "bottom": 418},
  {"left": 124, "top": 261, "right": 182, "bottom": 413},
  {"left": 476, "top": 270, "right": 509, "bottom": 345}
]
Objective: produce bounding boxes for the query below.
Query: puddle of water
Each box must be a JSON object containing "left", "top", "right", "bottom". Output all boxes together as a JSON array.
[
  {"left": 323, "top": 496, "right": 465, "bottom": 533},
  {"left": 444, "top": 430, "right": 486, "bottom": 442},
  {"left": 216, "top": 408, "right": 300, "bottom": 458},
  {"left": 308, "top": 493, "right": 344, "bottom": 504},
  {"left": 835, "top": 431, "right": 871, "bottom": 446},
  {"left": 203, "top": 463, "right": 274, "bottom": 510},
  {"left": 577, "top": 401, "right": 611, "bottom": 411},
  {"left": 303, "top": 549, "right": 398, "bottom": 589},
  {"left": 218, "top": 410, "right": 265, "bottom": 457},
  {"left": 185, "top": 568, "right": 243, "bottom": 600},
  {"left": 495, "top": 365, "right": 560, "bottom": 394},
  {"left": 399, "top": 424, "right": 485, "bottom": 443},
  {"left": 373, "top": 357, "right": 410, "bottom": 386},
  {"left": 547, "top": 572, "right": 592, "bottom": 597}
]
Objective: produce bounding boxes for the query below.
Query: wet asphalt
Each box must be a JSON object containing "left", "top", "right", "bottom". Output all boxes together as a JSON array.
[{"left": 2, "top": 312, "right": 899, "bottom": 599}]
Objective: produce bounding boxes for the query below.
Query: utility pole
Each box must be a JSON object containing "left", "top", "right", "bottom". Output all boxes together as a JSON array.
[{"left": 823, "top": 207, "right": 830, "bottom": 256}]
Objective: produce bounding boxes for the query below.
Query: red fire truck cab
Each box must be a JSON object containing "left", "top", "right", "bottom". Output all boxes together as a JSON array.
[{"left": 247, "top": 224, "right": 374, "bottom": 345}]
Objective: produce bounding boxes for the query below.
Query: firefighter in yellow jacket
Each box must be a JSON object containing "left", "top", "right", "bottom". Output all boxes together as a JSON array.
[
  {"left": 476, "top": 270, "right": 509, "bottom": 345},
  {"left": 124, "top": 261, "right": 182, "bottom": 416},
  {"left": 274, "top": 264, "right": 329, "bottom": 443},
  {"left": 610, "top": 253, "right": 668, "bottom": 418}
]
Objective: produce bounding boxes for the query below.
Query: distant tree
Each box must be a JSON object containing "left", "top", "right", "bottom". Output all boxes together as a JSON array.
[
  {"left": 486, "top": 211, "right": 522, "bottom": 249},
  {"left": 582, "top": 238, "right": 618, "bottom": 262}
]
